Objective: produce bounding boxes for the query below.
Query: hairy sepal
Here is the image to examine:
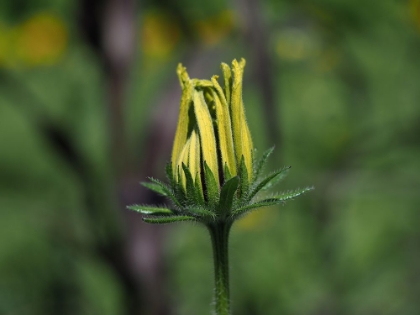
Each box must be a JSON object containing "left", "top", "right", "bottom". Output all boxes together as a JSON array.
[
  {"left": 182, "top": 163, "right": 205, "bottom": 206},
  {"left": 143, "top": 215, "right": 197, "bottom": 224},
  {"left": 147, "top": 177, "right": 183, "bottom": 209},
  {"left": 247, "top": 166, "right": 291, "bottom": 202},
  {"left": 127, "top": 205, "right": 174, "bottom": 216},
  {"left": 204, "top": 161, "right": 219, "bottom": 207},
  {"left": 238, "top": 156, "right": 249, "bottom": 199},
  {"left": 253, "top": 146, "right": 275, "bottom": 180},
  {"left": 217, "top": 176, "right": 239, "bottom": 218}
]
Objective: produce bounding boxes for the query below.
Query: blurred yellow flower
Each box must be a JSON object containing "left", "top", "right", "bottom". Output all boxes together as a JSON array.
[
  {"left": 0, "top": 24, "right": 14, "bottom": 67},
  {"left": 141, "top": 11, "right": 180, "bottom": 60},
  {"left": 15, "top": 12, "right": 68, "bottom": 66},
  {"left": 410, "top": 0, "right": 420, "bottom": 32},
  {"left": 195, "top": 10, "right": 235, "bottom": 46}
]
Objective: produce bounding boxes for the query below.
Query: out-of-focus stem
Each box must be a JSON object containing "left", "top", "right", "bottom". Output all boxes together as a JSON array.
[{"left": 208, "top": 221, "right": 232, "bottom": 315}]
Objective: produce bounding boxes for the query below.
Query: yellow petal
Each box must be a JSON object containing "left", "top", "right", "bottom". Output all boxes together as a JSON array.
[
  {"left": 221, "top": 62, "right": 232, "bottom": 105},
  {"left": 231, "top": 58, "right": 253, "bottom": 181},
  {"left": 176, "top": 63, "right": 189, "bottom": 88},
  {"left": 241, "top": 117, "right": 253, "bottom": 181},
  {"left": 211, "top": 75, "right": 236, "bottom": 178},
  {"left": 171, "top": 68, "right": 192, "bottom": 174},
  {"left": 188, "top": 129, "right": 201, "bottom": 181},
  {"left": 188, "top": 128, "right": 203, "bottom": 195},
  {"left": 193, "top": 89, "right": 219, "bottom": 185},
  {"left": 176, "top": 138, "right": 191, "bottom": 190}
]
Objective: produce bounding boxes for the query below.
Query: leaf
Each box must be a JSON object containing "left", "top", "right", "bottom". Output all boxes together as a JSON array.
[
  {"left": 148, "top": 177, "right": 183, "bottom": 209},
  {"left": 141, "top": 181, "right": 168, "bottom": 197},
  {"left": 232, "top": 187, "right": 314, "bottom": 220},
  {"left": 217, "top": 176, "right": 239, "bottom": 217},
  {"left": 194, "top": 176, "right": 205, "bottom": 205},
  {"left": 174, "top": 167, "right": 186, "bottom": 206},
  {"left": 247, "top": 166, "right": 291, "bottom": 202},
  {"left": 143, "top": 215, "right": 197, "bottom": 224},
  {"left": 238, "top": 156, "right": 249, "bottom": 198},
  {"left": 261, "top": 166, "right": 291, "bottom": 191},
  {"left": 127, "top": 205, "right": 173, "bottom": 215},
  {"left": 204, "top": 161, "right": 219, "bottom": 206},
  {"left": 273, "top": 187, "right": 314, "bottom": 201},
  {"left": 253, "top": 146, "right": 274, "bottom": 180},
  {"left": 223, "top": 162, "right": 232, "bottom": 182},
  {"left": 166, "top": 162, "right": 175, "bottom": 187},
  {"left": 184, "top": 206, "right": 216, "bottom": 220},
  {"left": 182, "top": 163, "right": 204, "bottom": 206},
  {"left": 231, "top": 198, "right": 284, "bottom": 219}
]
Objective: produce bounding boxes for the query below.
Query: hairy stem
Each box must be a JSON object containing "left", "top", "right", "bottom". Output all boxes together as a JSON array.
[{"left": 208, "top": 221, "right": 232, "bottom": 315}]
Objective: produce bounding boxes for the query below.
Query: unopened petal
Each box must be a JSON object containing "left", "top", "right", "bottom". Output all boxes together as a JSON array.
[
  {"left": 171, "top": 73, "right": 193, "bottom": 174},
  {"left": 231, "top": 58, "right": 253, "bottom": 181},
  {"left": 176, "top": 138, "right": 191, "bottom": 191},
  {"left": 211, "top": 75, "right": 236, "bottom": 178},
  {"left": 193, "top": 89, "right": 219, "bottom": 185}
]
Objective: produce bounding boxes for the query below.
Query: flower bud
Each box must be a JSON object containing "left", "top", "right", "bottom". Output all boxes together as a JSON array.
[{"left": 171, "top": 59, "right": 254, "bottom": 201}]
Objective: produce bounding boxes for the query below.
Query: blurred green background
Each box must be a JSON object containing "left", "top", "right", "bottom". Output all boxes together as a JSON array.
[{"left": 1, "top": 0, "right": 420, "bottom": 314}]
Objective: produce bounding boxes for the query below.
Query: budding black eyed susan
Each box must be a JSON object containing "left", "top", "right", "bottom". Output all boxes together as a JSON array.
[
  {"left": 129, "top": 58, "right": 312, "bottom": 224},
  {"left": 128, "top": 58, "right": 313, "bottom": 315}
]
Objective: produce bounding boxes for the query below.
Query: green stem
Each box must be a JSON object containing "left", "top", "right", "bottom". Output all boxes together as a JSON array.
[{"left": 208, "top": 221, "right": 232, "bottom": 315}]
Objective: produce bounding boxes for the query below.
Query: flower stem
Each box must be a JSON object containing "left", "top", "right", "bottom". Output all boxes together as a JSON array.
[{"left": 208, "top": 221, "right": 232, "bottom": 315}]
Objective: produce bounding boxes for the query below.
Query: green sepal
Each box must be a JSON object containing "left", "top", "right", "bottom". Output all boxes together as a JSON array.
[
  {"left": 254, "top": 146, "right": 274, "bottom": 181},
  {"left": 143, "top": 215, "right": 197, "bottom": 224},
  {"left": 223, "top": 162, "right": 232, "bottom": 182},
  {"left": 238, "top": 156, "right": 249, "bottom": 198},
  {"left": 166, "top": 162, "right": 176, "bottom": 187},
  {"left": 232, "top": 187, "right": 314, "bottom": 220},
  {"left": 141, "top": 180, "right": 168, "bottom": 197},
  {"left": 204, "top": 161, "right": 219, "bottom": 206},
  {"left": 231, "top": 198, "right": 283, "bottom": 220},
  {"left": 127, "top": 205, "right": 174, "bottom": 215},
  {"left": 247, "top": 166, "right": 291, "bottom": 202},
  {"left": 194, "top": 176, "right": 205, "bottom": 205},
  {"left": 148, "top": 177, "right": 183, "bottom": 209},
  {"left": 217, "top": 176, "right": 239, "bottom": 217},
  {"left": 260, "top": 166, "right": 290, "bottom": 192},
  {"left": 175, "top": 167, "right": 187, "bottom": 206},
  {"left": 182, "top": 163, "right": 205, "bottom": 206},
  {"left": 273, "top": 187, "right": 314, "bottom": 202},
  {"left": 184, "top": 206, "right": 217, "bottom": 221}
]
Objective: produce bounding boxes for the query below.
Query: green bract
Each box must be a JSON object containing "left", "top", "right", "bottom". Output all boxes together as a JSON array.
[{"left": 128, "top": 58, "right": 313, "bottom": 225}]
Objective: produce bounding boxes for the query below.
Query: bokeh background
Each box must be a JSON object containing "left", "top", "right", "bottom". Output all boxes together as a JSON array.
[{"left": 1, "top": 0, "right": 420, "bottom": 314}]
